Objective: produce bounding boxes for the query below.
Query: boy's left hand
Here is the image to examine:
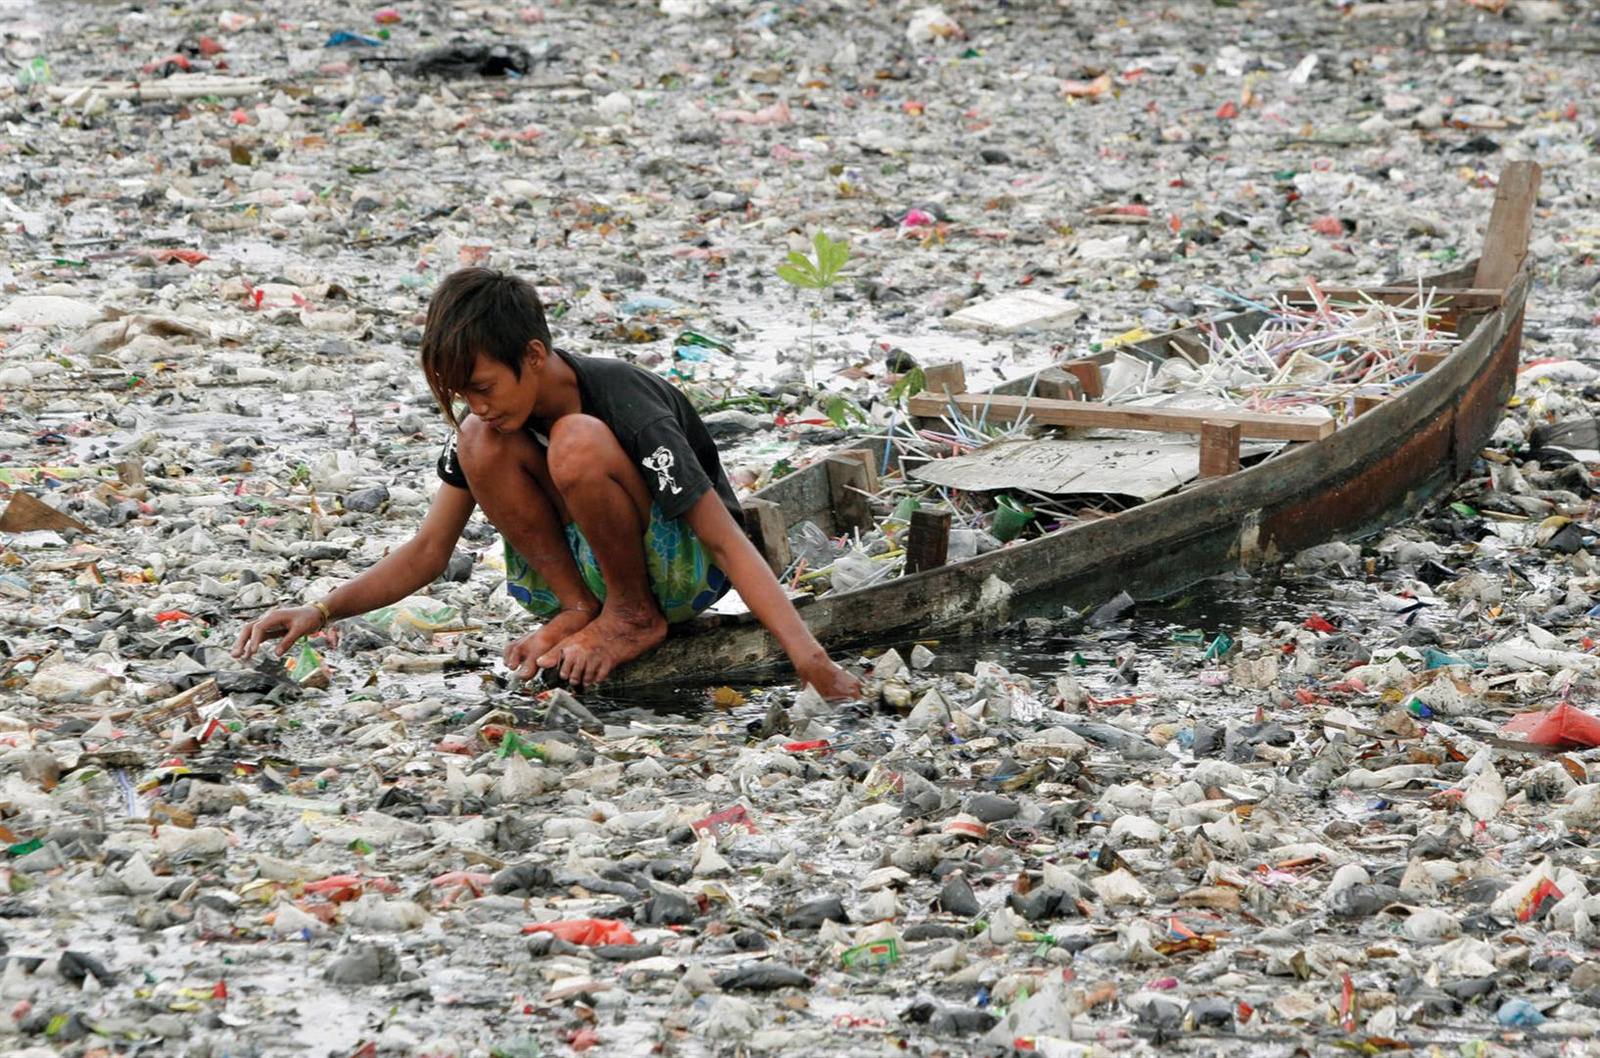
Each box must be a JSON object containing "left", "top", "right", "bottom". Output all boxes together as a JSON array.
[{"left": 797, "top": 656, "right": 862, "bottom": 702}]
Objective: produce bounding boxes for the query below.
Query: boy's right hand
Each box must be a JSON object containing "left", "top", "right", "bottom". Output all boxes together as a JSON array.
[
  {"left": 797, "top": 656, "right": 863, "bottom": 702},
  {"left": 233, "top": 606, "right": 325, "bottom": 660}
]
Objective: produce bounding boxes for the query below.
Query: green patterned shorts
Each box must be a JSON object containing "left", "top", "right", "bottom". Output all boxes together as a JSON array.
[{"left": 504, "top": 503, "right": 730, "bottom": 624}]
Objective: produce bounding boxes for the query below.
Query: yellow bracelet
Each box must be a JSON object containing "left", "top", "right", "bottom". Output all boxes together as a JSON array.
[{"left": 310, "top": 600, "right": 333, "bottom": 628}]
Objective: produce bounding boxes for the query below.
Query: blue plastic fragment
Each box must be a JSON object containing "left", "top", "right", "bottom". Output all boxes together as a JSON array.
[
  {"left": 1496, "top": 999, "right": 1545, "bottom": 1027},
  {"left": 621, "top": 295, "right": 678, "bottom": 314},
  {"left": 325, "top": 31, "right": 382, "bottom": 47}
]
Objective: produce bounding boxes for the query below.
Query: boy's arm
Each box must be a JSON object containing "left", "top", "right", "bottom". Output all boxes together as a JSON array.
[
  {"left": 683, "top": 491, "right": 862, "bottom": 701},
  {"left": 233, "top": 483, "right": 477, "bottom": 659}
]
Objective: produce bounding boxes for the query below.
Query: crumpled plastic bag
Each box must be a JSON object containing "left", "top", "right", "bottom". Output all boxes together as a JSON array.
[
  {"left": 1503, "top": 701, "right": 1600, "bottom": 749},
  {"left": 522, "top": 918, "right": 636, "bottom": 946}
]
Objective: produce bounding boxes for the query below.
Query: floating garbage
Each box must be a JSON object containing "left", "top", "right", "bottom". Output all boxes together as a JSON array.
[{"left": 1, "top": 0, "right": 1598, "bottom": 1054}]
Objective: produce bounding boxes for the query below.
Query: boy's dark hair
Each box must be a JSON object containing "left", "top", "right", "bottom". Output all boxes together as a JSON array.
[{"left": 419, "top": 267, "right": 553, "bottom": 427}]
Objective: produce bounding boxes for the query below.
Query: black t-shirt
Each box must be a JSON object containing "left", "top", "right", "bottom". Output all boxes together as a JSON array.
[{"left": 436, "top": 349, "right": 744, "bottom": 527}]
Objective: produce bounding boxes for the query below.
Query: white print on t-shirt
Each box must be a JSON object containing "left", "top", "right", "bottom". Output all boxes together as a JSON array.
[{"left": 642, "top": 446, "right": 683, "bottom": 494}]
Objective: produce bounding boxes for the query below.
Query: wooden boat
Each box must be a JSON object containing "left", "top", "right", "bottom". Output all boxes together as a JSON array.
[{"left": 607, "top": 163, "right": 1540, "bottom": 689}]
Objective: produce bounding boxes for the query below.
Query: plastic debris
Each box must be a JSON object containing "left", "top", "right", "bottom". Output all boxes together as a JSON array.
[{"left": 1, "top": 1, "right": 1597, "bottom": 1055}]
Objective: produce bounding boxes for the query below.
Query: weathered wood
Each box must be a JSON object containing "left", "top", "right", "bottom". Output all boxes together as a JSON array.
[
  {"left": 741, "top": 498, "right": 791, "bottom": 575},
  {"left": 137, "top": 677, "right": 220, "bottom": 731},
  {"left": 825, "top": 454, "right": 874, "bottom": 533},
  {"left": 830, "top": 447, "right": 880, "bottom": 494},
  {"left": 1352, "top": 394, "right": 1386, "bottom": 418},
  {"left": 1167, "top": 333, "right": 1211, "bottom": 365},
  {"left": 1199, "top": 422, "right": 1241, "bottom": 478},
  {"left": 906, "top": 509, "right": 952, "bottom": 574},
  {"left": 1475, "top": 161, "right": 1541, "bottom": 292},
  {"left": 1061, "top": 358, "right": 1104, "bottom": 399},
  {"left": 48, "top": 76, "right": 271, "bottom": 105},
  {"left": 0, "top": 491, "right": 90, "bottom": 533},
  {"left": 1277, "top": 286, "right": 1504, "bottom": 310},
  {"left": 756, "top": 438, "right": 886, "bottom": 534},
  {"left": 1032, "top": 367, "right": 1083, "bottom": 401},
  {"left": 921, "top": 361, "right": 967, "bottom": 399},
  {"left": 1413, "top": 351, "right": 1449, "bottom": 373},
  {"left": 905, "top": 392, "right": 1334, "bottom": 442}
]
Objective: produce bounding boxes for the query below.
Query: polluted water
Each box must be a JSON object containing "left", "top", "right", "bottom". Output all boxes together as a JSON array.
[{"left": 8, "top": 0, "right": 1600, "bottom": 1055}]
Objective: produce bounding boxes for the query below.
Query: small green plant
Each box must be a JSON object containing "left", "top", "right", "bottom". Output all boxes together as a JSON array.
[
  {"left": 887, "top": 366, "right": 926, "bottom": 402},
  {"left": 825, "top": 394, "right": 867, "bottom": 428},
  {"left": 777, "top": 231, "right": 850, "bottom": 387},
  {"left": 777, "top": 230, "right": 850, "bottom": 292}
]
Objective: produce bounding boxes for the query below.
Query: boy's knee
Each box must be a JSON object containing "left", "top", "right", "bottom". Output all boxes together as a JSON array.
[
  {"left": 456, "top": 416, "right": 512, "bottom": 474},
  {"left": 548, "top": 416, "right": 620, "bottom": 487}
]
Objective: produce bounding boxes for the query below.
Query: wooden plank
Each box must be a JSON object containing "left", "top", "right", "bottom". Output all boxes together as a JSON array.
[
  {"left": 1413, "top": 351, "right": 1449, "bottom": 373},
  {"left": 905, "top": 392, "right": 1335, "bottom": 442},
  {"left": 1032, "top": 367, "right": 1083, "bottom": 401},
  {"left": 741, "top": 499, "right": 791, "bottom": 576},
  {"left": 910, "top": 436, "right": 1270, "bottom": 501},
  {"left": 825, "top": 454, "right": 874, "bottom": 533},
  {"left": 1277, "top": 286, "right": 1504, "bottom": 310},
  {"left": 0, "top": 491, "right": 90, "bottom": 533},
  {"left": 1352, "top": 394, "right": 1386, "bottom": 418},
  {"left": 906, "top": 509, "right": 952, "bottom": 574},
  {"left": 831, "top": 447, "right": 879, "bottom": 494},
  {"left": 1475, "top": 161, "right": 1541, "bottom": 292},
  {"left": 47, "top": 76, "right": 271, "bottom": 105},
  {"left": 1167, "top": 333, "right": 1211, "bottom": 365},
  {"left": 1199, "top": 422, "right": 1241, "bottom": 478},
  {"left": 922, "top": 361, "right": 966, "bottom": 398},
  {"left": 1061, "top": 358, "right": 1103, "bottom": 399},
  {"left": 137, "top": 677, "right": 220, "bottom": 731}
]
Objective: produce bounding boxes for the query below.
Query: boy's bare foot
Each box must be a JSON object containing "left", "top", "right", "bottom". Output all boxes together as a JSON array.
[
  {"left": 505, "top": 608, "right": 595, "bottom": 678},
  {"left": 537, "top": 604, "right": 667, "bottom": 687}
]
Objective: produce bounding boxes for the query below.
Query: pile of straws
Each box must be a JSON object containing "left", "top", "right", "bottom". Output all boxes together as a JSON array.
[{"left": 1168, "top": 278, "right": 1460, "bottom": 417}]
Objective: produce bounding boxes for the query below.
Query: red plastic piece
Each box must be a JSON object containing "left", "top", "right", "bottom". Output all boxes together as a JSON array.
[
  {"left": 1503, "top": 701, "right": 1600, "bottom": 749},
  {"left": 522, "top": 918, "right": 636, "bottom": 946}
]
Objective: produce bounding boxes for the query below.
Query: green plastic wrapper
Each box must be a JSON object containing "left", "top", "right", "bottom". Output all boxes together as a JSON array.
[
  {"left": 497, "top": 731, "right": 546, "bottom": 761},
  {"left": 16, "top": 57, "right": 51, "bottom": 87},
  {"left": 366, "top": 597, "right": 463, "bottom": 632},
  {"left": 840, "top": 937, "right": 899, "bottom": 971},
  {"left": 286, "top": 638, "right": 326, "bottom": 684}
]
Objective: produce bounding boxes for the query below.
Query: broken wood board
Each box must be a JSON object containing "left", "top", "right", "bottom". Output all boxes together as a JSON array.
[
  {"left": 0, "top": 491, "right": 90, "bottom": 533},
  {"left": 906, "top": 391, "right": 1335, "bottom": 442},
  {"left": 138, "top": 677, "right": 221, "bottom": 731},
  {"left": 909, "top": 435, "right": 1281, "bottom": 502},
  {"left": 941, "top": 292, "right": 1081, "bottom": 334},
  {"left": 47, "top": 75, "right": 271, "bottom": 108}
]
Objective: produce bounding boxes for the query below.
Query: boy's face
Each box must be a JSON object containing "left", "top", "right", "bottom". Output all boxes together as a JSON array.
[{"left": 462, "top": 341, "right": 544, "bottom": 432}]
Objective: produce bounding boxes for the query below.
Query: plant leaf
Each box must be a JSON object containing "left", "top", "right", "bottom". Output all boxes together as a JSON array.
[
  {"left": 813, "top": 233, "right": 846, "bottom": 284},
  {"left": 786, "top": 250, "right": 819, "bottom": 274},
  {"left": 888, "top": 366, "right": 926, "bottom": 402},
  {"left": 777, "top": 266, "right": 820, "bottom": 289},
  {"left": 823, "top": 236, "right": 850, "bottom": 277},
  {"left": 776, "top": 264, "right": 821, "bottom": 289}
]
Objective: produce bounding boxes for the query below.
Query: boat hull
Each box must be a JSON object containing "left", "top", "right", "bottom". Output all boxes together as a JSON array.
[{"left": 606, "top": 271, "right": 1528, "bottom": 689}]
